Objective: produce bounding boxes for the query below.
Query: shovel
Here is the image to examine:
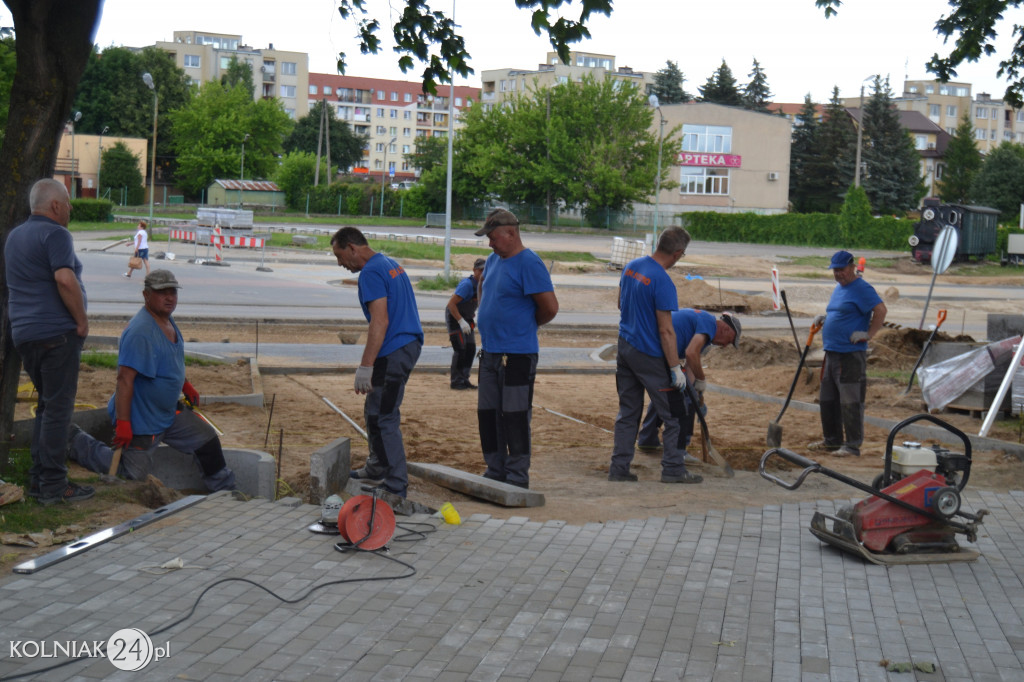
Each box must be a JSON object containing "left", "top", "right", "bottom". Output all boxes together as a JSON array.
[
  {"left": 683, "top": 381, "right": 734, "bottom": 478},
  {"left": 766, "top": 318, "right": 823, "bottom": 448},
  {"left": 901, "top": 309, "right": 947, "bottom": 396},
  {"left": 781, "top": 290, "right": 801, "bottom": 354}
]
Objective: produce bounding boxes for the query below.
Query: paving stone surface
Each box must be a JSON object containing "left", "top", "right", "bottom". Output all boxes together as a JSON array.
[{"left": 1, "top": 491, "right": 1023, "bottom": 680}]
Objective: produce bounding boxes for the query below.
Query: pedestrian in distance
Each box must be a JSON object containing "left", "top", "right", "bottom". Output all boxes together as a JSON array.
[
  {"left": 808, "top": 250, "right": 887, "bottom": 457},
  {"left": 4, "top": 178, "right": 93, "bottom": 505},
  {"left": 332, "top": 226, "right": 423, "bottom": 498},
  {"left": 446, "top": 257, "right": 486, "bottom": 390},
  {"left": 637, "top": 309, "right": 741, "bottom": 458},
  {"left": 475, "top": 209, "right": 558, "bottom": 489},
  {"left": 68, "top": 269, "right": 237, "bottom": 491},
  {"left": 124, "top": 220, "right": 150, "bottom": 278},
  {"left": 609, "top": 226, "right": 703, "bottom": 485}
]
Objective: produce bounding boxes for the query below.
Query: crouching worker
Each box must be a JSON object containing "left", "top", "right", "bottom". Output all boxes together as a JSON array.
[{"left": 69, "top": 270, "right": 236, "bottom": 491}]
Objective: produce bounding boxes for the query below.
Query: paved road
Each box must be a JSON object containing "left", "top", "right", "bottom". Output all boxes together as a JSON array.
[
  {"left": 1, "top": 491, "right": 1022, "bottom": 680},
  {"left": 76, "top": 230, "right": 1019, "bottom": 338}
]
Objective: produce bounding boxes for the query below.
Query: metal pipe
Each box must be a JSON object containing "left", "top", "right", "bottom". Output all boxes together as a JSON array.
[{"left": 322, "top": 396, "right": 369, "bottom": 440}]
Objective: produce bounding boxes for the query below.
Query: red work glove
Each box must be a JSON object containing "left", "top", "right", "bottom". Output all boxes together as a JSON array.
[
  {"left": 182, "top": 380, "right": 200, "bottom": 406},
  {"left": 113, "top": 419, "right": 133, "bottom": 448}
]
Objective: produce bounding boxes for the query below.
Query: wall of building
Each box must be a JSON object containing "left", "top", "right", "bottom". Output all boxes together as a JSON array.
[
  {"left": 54, "top": 131, "right": 149, "bottom": 200},
  {"left": 654, "top": 103, "right": 790, "bottom": 215}
]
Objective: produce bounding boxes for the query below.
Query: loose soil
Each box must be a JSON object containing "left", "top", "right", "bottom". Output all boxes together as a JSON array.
[{"left": 5, "top": 255, "right": 1024, "bottom": 570}]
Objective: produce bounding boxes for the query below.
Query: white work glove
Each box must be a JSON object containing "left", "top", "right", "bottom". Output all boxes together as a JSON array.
[
  {"left": 354, "top": 365, "right": 374, "bottom": 394},
  {"left": 458, "top": 318, "right": 472, "bottom": 336},
  {"left": 693, "top": 378, "right": 707, "bottom": 394},
  {"left": 813, "top": 314, "right": 826, "bottom": 328},
  {"left": 849, "top": 331, "right": 870, "bottom": 343},
  {"left": 670, "top": 365, "right": 686, "bottom": 390}
]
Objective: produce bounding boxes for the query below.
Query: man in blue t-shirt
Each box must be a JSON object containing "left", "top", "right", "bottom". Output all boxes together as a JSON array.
[
  {"left": 636, "top": 309, "right": 742, "bottom": 455},
  {"left": 445, "top": 257, "right": 485, "bottom": 390},
  {"left": 5, "top": 178, "right": 93, "bottom": 506},
  {"left": 809, "top": 250, "right": 887, "bottom": 457},
  {"left": 68, "top": 270, "right": 237, "bottom": 492},
  {"left": 332, "top": 227, "right": 423, "bottom": 498},
  {"left": 475, "top": 209, "right": 558, "bottom": 489},
  {"left": 609, "top": 227, "right": 702, "bottom": 485}
]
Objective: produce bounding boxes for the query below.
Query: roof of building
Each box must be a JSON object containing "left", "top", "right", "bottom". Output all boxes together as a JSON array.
[{"left": 213, "top": 180, "right": 281, "bottom": 192}]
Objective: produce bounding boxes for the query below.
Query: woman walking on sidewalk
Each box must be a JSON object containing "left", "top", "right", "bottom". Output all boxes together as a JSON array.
[{"left": 124, "top": 220, "right": 150, "bottom": 278}]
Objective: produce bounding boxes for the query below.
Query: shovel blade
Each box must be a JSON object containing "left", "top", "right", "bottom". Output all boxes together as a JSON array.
[{"left": 766, "top": 421, "right": 783, "bottom": 448}]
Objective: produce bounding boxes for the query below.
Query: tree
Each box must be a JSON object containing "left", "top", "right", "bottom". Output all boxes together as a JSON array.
[
  {"left": 282, "top": 100, "right": 366, "bottom": 173},
  {"left": 273, "top": 151, "right": 329, "bottom": 207},
  {"left": 698, "top": 60, "right": 744, "bottom": 107},
  {"left": 335, "top": 0, "right": 613, "bottom": 93},
  {"left": 0, "top": 34, "right": 15, "bottom": 142},
  {"left": 860, "top": 76, "right": 925, "bottom": 214},
  {"left": 0, "top": 0, "right": 103, "bottom": 476},
  {"left": 169, "top": 80, "right": 292, "bottom": 197},
  {"left": 99, "top": 141, "right": 145, "bottom": 205},
  {"left": 651, "top": 60, "right": 690, "bottom": 104},
  {"left": 221, "top": 56, "right": 255, "bottom": 94},
  {"left": 72, "top": 46, "right": 193, "bottom": 183},
  {"left": 455, "top": 76, "right": 666, "bottom": 225},
  {"left": 404, "top": 134, "right": 448, "bottom": 174},
  {"left": 742, "top": 58, "right": 773, "bottom": 112},
  {"left": 789, "top": 95, "right": 828, "bottom": 212},
  {"left": 818, "top": 0, "right": 1024, "bottom": 107},
  {"left": 839, "top": 183, "right": 873, "bottom": 242},
  {"left": 939, "top": 112, "right": 982, "bottom": 203},
  {"left": 816, "top": 86, "right": 858, "bottom": 212},
  {"left": 971, "top": 142, "right": 1024, "bottom": 218}
]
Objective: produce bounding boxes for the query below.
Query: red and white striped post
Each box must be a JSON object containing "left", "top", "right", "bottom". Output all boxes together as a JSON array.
[{"left": 770, "top": 266, "right": 781, "bottom": 311}]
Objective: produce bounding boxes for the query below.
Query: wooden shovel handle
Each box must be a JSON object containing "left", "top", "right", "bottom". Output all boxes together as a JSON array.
[{"left": 108, "top": 447, "right": 123, "bottom": 476}]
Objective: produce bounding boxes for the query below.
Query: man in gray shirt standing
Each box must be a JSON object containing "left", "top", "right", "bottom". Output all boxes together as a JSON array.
[{"left": 5, "top": 178, "right": 93, "bottom": 505}]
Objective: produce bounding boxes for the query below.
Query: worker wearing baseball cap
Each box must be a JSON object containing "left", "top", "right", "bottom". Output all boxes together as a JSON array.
[
  {"left": 637, "top": 310, "right": 742, "bottom": 457},
  {"left": 808, "top": 250, "right": 887, "bottom": 457}
]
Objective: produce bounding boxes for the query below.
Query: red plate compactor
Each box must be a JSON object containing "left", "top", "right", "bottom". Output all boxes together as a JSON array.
[{"left": 759, "top": 414, "right": 988, "bottom": 566}]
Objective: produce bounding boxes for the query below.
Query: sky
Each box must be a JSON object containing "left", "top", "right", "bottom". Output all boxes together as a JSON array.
[{"left": 6, "top": 0, "right": 1022, "bottom": 103}]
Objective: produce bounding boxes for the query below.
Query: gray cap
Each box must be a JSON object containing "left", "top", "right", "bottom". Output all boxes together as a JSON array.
[
  {"left": 144, "top": 269, "right": 181, "bottom": 291},
  {"left": 720, "top": 313, "right": 741, "bottom": 348},
  {"left": 475, "top": 208, "right": 519, "bottom": 236},
  {"left": 473, "top": 257, "right": 487, "bottom": 270}
]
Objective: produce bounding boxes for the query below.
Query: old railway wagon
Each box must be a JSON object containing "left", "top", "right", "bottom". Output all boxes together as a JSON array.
[{"left": 910, "top": 200, "right": 1000, "bottom": 263}]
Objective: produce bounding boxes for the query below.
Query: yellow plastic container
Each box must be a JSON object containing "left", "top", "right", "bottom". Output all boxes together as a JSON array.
[{"left": 439, "top": 501, "right": 461, "bottom": 525}]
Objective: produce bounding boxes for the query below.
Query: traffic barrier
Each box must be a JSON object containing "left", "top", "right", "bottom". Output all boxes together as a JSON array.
[{"left": 168, "top": 230, "right": 264, "bottom": 248}]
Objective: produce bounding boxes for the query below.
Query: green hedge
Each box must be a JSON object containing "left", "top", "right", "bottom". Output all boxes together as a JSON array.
[
  {"left": 680, "top": 211, "right": 916, "bottom": 251},
  {"left": 70, "top": 198, "right": 114, "bottom": 222}
]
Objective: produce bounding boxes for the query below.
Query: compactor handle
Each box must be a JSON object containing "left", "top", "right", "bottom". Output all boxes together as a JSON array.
[{"left": 758, "top": 447, "right": 822, "bottom": 490}]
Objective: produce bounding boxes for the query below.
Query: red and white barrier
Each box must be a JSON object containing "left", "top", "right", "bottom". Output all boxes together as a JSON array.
[{"left": 168, "top": 230, "right": 264, "bottom": 248}]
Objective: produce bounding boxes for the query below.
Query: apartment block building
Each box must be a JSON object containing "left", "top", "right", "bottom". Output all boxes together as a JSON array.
[
  {"left": 481, "top": 51, "right": 654, "bottom": 106},
  {"left": 846, "top": 107, "right": 950, "bottom": 198},
  {"left": 155, "top": 31, "right": 309, "bottom": 119},
  {"left": 308, "top": 73, "right": 479, "bottom": 184},
  {"left": 864, "top": 79, "right": 1024, "bottom": 154}
]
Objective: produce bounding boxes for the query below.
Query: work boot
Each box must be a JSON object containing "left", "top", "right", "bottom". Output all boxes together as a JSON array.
[
  {"left": 608, "top": 472, "right": 638, "bottom": 482},
  {"left": 38, "top": 482, "right": 95, "bottom": 506},
  {"left": 807, "top": 440, "right": 840, "bottom": 452},
  {"left": 661, "top": 472, "right": 703, "bottom": 484},
  {"left": 350, "top": 468, "right": 383, "bottom": 483},
  {"left": 832, "top": 446, "right": 860, "bottom": 457}
]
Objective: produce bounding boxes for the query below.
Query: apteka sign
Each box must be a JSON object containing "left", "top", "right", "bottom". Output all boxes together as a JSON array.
[{"left": 677, "top": 153, "right": 742, "bottom": 168}]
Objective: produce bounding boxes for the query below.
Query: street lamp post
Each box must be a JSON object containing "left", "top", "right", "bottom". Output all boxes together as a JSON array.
[
  {"left": 240, "top": 133, "right": 250, "bottom": 180},
  {"left": 380, "top": 136, "right": 396, "bottom": 218},
  {"left": 69, "top": 111, "right": 81, "bottom": 198},
  {"left": 142, "top": 72, "right": 158, "bottom": 224},
  {"left": 854, "top": 76, "right": 873, "bottom": 188},
  {"left": 97, "top": 125, "right": 108, "bottom": 200},
  {"left": 648, "top": 94, "right": 666, "bottom": 251}
]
